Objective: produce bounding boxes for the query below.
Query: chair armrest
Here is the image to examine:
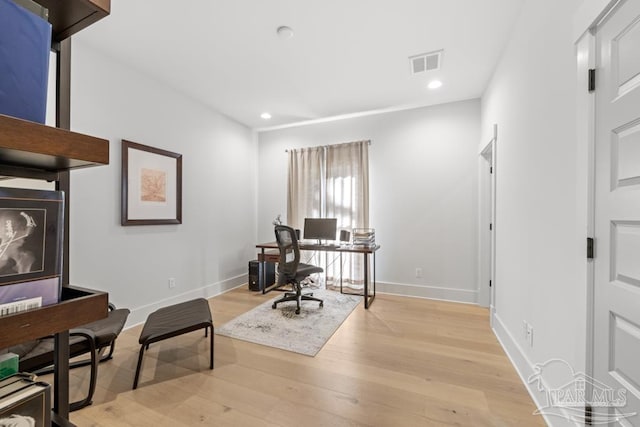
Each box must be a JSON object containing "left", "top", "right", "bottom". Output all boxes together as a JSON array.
[{"left": 108, "top": 303, "right": 116, "bottom": 311}]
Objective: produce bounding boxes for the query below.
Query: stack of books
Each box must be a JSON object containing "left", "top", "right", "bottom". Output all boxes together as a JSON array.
[
  {"left": 0, "top": 353, "right": 18, "bottom": 379},
  {"left": 0, "top": 0, "right": 52, "bottom": 124},
  {"left": 352, "top": 228, "right": 376, "bottom": 246},
  {"left": 0, "top": 374, "right": 50, "bottom": 427},
  {"left": 0, "top": 277, "right": 60, "bottom": 317}
]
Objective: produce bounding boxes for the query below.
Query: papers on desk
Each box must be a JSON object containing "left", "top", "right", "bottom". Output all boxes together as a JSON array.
[{"left": 352, "top": 228, "right": 375, "bottom": 246}]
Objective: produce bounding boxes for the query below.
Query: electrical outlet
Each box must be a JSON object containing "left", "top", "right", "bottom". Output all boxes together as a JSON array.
[
  {"left": 168, "top": 278, "right": 176, "bottom": 289},
  {"left": 415, "top": 268, "right": 423, "bottom": 278},
  {"left": 527, "top": 324, "right": 534, "bottom": 347}
]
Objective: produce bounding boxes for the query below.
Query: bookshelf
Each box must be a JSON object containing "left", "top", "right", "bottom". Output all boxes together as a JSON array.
[
  {"left": 0, "top": 114, "right": 108, "bottom": 171},
  {"left": 0, "top": 116, "right": 110, "bottom": 426},
  {"left": 30, "top": 0, "right": 110, "bottom": 43},
  {"left": 0, "top": 1, "right": 111, "bottom": 425},
  {"left": 0, "top": 287, "right": 108, "bottom": 350}
]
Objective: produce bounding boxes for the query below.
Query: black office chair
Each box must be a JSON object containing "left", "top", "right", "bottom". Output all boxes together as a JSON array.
[{"left": 273, "top": 224, "right": 324, "bottom": 314}]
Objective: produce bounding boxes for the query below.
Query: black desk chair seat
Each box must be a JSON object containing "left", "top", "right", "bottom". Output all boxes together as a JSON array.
[
  {"left": 7, "top": 304, "right": 129, "bottom": 411},
  {"left": 273, "top": 224, "right": 324, "bottom": 314}
]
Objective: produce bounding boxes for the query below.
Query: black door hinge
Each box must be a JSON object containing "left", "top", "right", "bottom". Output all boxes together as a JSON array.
[
  {"left": 489, "top": 280, "right": 492, "bottom": 288},
  {"left": 588, "top": 69, "right": 596, "bottom": 92},
  {"left": 587, "top": 237, "right": 595, "bottom": 259},
  {"left": 489, "top": 223, "right": 493, "bottom": 231},
  {"left": 490, "top": 166, "right": 493, "bottom": 174},
  {"left": 585, "top": 404, "right": 592, "bottom": 426}
]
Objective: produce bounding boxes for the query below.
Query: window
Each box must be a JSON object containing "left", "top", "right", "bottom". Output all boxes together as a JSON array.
[{"left": 287, "top": 140, "right": 370, "bottom": 287}]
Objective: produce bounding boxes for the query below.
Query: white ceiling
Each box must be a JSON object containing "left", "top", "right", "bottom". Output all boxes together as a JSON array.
[{"left": 76, "top": 0, "right": 525, "bottom": 130}]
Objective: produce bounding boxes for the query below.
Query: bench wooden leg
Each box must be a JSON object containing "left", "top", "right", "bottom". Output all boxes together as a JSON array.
[
  {"left": 209, "top": 324, "right": 214, "bottom": 370},
  {"left": 69, "top": 345, "right": 97, "bottom": 411},
  {"left": 132, "top": 343, "right": 146, "bottom": 390},
  {"left": 69, "top": 337, "right": 98, "bottom": 411}
]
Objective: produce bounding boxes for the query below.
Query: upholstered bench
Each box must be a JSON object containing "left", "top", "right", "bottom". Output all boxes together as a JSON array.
[{"left": 132, "top": 298, "right": 213, "bottom": 389}]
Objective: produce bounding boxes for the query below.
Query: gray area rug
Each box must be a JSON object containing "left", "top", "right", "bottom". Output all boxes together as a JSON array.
[{"left": 216, "top": 289, "right": 361, "bottom": 356}]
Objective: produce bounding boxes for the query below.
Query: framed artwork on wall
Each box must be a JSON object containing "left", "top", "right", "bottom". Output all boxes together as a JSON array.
[{"left": 121, "top": 139, "right": 182, "bottom": 226}]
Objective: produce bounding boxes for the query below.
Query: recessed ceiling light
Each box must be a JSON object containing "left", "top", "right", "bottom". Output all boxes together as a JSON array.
[
  {"left": 276, "top": 26, "right": 294, "bottom": 39},
  {"left": 261, "top": 112, "right": 272, "bottom": 120},
  {"left": 428, "top": 80, "right": 443, "bottom": 89}
]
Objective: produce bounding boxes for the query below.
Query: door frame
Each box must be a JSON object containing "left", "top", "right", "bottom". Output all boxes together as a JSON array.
[
  {"left": 575, "top": 0, "right": 622, "bottom": 382},
  {"left": 479, "top": 124, "right": 497, "bottom": 320}
]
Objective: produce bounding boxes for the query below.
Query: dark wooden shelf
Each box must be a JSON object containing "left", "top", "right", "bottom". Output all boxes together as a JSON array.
[
  {"left": 0, "top": 286, "right": 108, "bottom": 349},
  {"left": 0, "top": 3, "right": 111, "bottom": 424},
  {"left": 35, "top": 0, "right": 110, "bottom": 42},
  {"left": 0, "top": 114, "right": 109, "bottom": 172}
]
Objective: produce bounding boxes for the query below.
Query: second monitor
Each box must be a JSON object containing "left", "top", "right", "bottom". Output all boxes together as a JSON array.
[{"left": 303, "top": 218, "right": 337, "bottom": 243}]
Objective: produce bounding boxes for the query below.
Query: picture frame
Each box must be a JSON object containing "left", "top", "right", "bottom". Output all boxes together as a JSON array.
[
  {"left": 121, "top": 140, "right": 182, "bottom": 226},
  {"left": 0, "top": 187, "right": 64, "bottom": 310}
]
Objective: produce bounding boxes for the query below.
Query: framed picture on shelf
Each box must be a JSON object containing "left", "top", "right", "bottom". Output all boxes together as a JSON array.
[
  {"left": 0, "top": 187, "right": 64, "bottom": 310},
  {"left": 121, "top": 139, "right": 182, "bottom": 226}
]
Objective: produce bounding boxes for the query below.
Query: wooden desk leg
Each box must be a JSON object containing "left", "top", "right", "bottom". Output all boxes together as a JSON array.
[
  {"left": 340, "top": 252, "right": 343, "bottom": 293},
  {"left": 372, "top": 251, "right": 376, "bottom": 303},
  {"left": 260, "top": 247, "right": 266, "bottom": 294},
  {"left": 364, "top": 252, "right": 369, "bottom": 309},
  {"left": 364, "top": 251, "right": 376, "bottom": 309}
]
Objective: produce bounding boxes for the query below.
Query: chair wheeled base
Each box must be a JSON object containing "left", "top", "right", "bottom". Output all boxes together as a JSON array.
[{"left": 272, "top": 290, "right": 323, "bottom": 314}]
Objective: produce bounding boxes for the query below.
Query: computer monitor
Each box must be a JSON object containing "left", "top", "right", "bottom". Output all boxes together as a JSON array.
[{"left": 303, "top": 218, "right": 337, "bottom": 243}]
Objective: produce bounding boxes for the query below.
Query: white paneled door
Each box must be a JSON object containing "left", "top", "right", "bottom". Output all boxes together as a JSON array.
[{"left": 593, "top": 0, "right": 640, "bottom": 424}]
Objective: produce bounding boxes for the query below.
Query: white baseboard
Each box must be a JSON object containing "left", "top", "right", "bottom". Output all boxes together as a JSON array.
[
  {"left": 125, "top": 274, "right": 247, "bottom": 328},
  {"left": 377, "top": 281, "right": 478, "bottom": 304},
  {"left": 492, "top": 312, "right": 579, "bottom": 427}
]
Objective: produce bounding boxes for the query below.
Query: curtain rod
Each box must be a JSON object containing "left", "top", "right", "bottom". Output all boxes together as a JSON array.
[{"left": 284, "top": 140, "right": 371, "bottom": 153}]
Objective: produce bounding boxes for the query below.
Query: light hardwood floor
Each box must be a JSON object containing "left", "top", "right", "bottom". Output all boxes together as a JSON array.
[{"left": 59, "top": 287, "right": 545, "bottom": 426}]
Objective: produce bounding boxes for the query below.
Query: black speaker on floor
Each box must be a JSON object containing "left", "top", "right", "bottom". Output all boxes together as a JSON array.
[{"left": 248, "top": 260, "right": 275, "bottom": 291}]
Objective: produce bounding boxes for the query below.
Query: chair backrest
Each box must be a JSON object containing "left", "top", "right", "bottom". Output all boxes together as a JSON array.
[{"left": 274, "top": 224, "right": 300, "bottom": 284}]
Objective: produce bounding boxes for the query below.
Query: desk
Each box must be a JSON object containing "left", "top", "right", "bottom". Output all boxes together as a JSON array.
[{"left": 256, "top": 242, "right": 380, "bottom": 308}]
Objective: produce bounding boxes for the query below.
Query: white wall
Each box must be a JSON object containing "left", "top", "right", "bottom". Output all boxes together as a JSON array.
[
  {"left": 258, "top": 100, "right": 481, "bottom": 303},
  {"left": 68, "top": 39, "right": 257, "bottom": 325},
  {"left": 481, "top": 0, "right": 585, "bottom": 423}
]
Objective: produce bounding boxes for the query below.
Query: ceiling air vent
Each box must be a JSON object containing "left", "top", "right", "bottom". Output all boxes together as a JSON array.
[{"left": 409, "top": 50, "right": 442, "bottom": 75}]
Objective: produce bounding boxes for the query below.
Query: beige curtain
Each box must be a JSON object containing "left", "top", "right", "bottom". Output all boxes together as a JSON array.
[
  {"left": 325, "top": 140, "right": 369, "bottom": 287},
  {"left": 286, "top": 140, "right": 370, "bottom": 288},
  {"left": 287, "top": 146, "right": 324, "bottom": 231}
]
